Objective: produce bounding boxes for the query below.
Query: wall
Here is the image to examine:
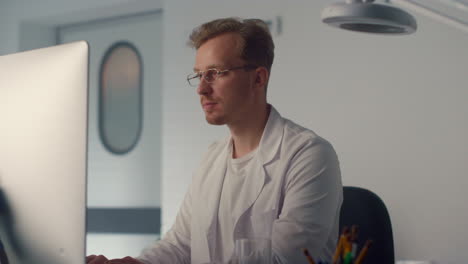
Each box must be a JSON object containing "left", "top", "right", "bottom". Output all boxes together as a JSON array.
[
  {"left": 161, "top": 1, "right": 468, "bottom": 263},
  {"left": 1, "top": 0, "right": 467, "bottom": 263},
  {"left": 0, "top": 0, "right": 160, "bottom": 54}
]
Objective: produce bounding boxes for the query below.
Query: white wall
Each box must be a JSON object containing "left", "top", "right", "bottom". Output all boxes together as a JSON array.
[
  {"left": 161, "top": 1, "right": 468, "bottom": 263},
  {"left": 2, "top": 0, "right": 468, "bottom": 263},
  {"left": 0, "top": 0, "right": 161, "bottom": 54}
]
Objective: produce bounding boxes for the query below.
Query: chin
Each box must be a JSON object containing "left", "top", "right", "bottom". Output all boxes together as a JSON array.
[{"left": 205, "top": 116, "right": 226, "bottom": 126}]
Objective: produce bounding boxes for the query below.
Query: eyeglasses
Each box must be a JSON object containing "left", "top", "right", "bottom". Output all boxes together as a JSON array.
[{"left": 186, "top": 65, "right": 257, "bottom": 87}]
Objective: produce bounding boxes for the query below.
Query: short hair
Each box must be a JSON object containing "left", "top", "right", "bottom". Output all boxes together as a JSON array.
[{"left": 188, "top": 17, "right": 275, "bottom": 73}]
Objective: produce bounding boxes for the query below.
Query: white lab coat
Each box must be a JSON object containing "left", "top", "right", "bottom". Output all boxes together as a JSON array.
[{"left": 138, "top": 106, "right": 343, "bottom": 264}]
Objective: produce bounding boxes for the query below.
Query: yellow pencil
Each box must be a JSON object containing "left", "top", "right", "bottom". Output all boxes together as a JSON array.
[
  {"left": 342, "top": 236, "right": 352, "bottom": 259},
  {"left": 333, "top": 226, "right": 349, "bottom": 264}
]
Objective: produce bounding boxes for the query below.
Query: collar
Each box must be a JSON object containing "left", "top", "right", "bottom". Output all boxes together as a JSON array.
[{"left": 256, "top": 104, "right": 284, "bottom": 165}]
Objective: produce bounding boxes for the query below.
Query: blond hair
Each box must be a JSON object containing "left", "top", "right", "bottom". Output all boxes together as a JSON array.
[{"left": 188, "top": 17, "right": 275, "bottom": 73}]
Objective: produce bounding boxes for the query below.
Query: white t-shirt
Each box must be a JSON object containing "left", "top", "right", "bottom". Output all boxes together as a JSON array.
[{"left": 215, "top": 141, "right": 258, "bottom": 262}]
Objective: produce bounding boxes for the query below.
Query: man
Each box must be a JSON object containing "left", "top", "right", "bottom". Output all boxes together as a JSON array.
[{"left": 87, "top": 17, "right": 342, "bottom": 264}]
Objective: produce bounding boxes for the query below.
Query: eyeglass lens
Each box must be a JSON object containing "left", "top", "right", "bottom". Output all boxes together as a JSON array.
[{"left": 189, "top": 69, "right": 218, "bottom": 86}]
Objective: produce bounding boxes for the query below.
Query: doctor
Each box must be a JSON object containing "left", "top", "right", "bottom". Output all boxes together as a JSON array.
[{"left": 87, "top": 17, "right": 342, "bottom": 264}]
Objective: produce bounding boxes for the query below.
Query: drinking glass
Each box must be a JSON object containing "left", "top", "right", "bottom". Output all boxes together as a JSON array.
[{"left": 234, "top": 238, "right": 272, "bottom": 264}]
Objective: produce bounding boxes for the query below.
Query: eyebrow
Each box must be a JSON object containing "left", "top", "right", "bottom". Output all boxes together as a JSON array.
[{"left": 193, "top": 64, "right": 224, "bottom": 72}]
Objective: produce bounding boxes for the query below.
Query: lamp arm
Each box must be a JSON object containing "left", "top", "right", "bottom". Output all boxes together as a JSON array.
[{"left": 388, "top": 0, "right": 468, "bottom": 33}]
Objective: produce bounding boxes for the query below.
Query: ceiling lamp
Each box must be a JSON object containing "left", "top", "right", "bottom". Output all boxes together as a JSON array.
[{"left": 321, "top": 0, "right": 417, "bottom": 35}]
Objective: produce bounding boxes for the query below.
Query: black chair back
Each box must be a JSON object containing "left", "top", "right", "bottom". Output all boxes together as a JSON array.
[{"left": 339, "top": 186, "right": 394, "bottom": 264}]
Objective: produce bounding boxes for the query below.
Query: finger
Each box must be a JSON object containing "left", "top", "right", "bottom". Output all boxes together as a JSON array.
[
  {"left": 122, "top": 256, "right": 142, "bottom": 263},
  {"left": 86, "top": 255, "right": 97, "bottom": 263},
  {"left": 107, "top": 256, "right": 142, "bottom": 264},
  {"left": 88, "top": 255, "right": 109, "bottom": 264},
  {"left": 106, "top": 260, "right": 125, "bottom": 264}
]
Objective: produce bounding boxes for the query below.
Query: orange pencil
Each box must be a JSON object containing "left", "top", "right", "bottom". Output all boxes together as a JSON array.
[
  {"left": 342, "top": 235, "right": 352, "bottom": 258},
  {"left": 302, "top": 248, "right": 317, "bottom": 264},
  {"left": 350, "top": 225, "right": 359, "bottom": 241},
  {"left": 333, "top": 226, "right": 349, "bottom": 264},
  {"left": 354, "top": 239, "right": 373, "bottom": 264}
]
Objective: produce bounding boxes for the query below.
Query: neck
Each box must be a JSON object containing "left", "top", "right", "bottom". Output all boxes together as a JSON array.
[{"left": 229, "top": 103, "right": 270, "bottom": 159}]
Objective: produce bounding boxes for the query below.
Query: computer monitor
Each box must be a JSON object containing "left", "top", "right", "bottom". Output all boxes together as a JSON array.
[{"left": 0, "top": 41, "right": 89, "bottom": 264}]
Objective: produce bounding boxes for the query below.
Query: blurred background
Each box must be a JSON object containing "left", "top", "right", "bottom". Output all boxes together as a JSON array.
[{"left": 1, "top": 0, "right": 467, "bottom": 263}]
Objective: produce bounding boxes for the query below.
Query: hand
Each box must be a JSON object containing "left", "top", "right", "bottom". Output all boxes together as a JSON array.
[
  {"left": 86, "top": 255, "right": 108, "bottom": 264},
  {"left": 106, "top": 256, "right": 143, "bottom": 264},
  {"left": 86, "top": 255, "right": 142, "bottom": 264}
]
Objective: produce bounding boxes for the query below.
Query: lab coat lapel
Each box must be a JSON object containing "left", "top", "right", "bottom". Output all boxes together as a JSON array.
[
  {"left": 232, "top": 106, "right": 284, "bottom": 228},
  {"left": 200, "top": 141, "right": 229, "bottom": 259}
]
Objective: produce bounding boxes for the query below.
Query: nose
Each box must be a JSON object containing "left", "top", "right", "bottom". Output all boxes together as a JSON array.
[{"left": 196, "top": 78, "right": 212, "bottom": 95}]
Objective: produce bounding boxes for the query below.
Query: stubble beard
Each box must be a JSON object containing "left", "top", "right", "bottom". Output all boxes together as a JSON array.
[{"left": 205, "top": 113, "right": 226, "bottom": 126}]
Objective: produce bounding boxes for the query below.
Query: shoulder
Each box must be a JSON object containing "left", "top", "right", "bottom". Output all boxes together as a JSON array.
[
  {"left": 204, "top": 136, "right": 229, "bottom": 157},
  {"left": 195, "top": 136, "right": 230, "bottom": 171},
  {"left": 278, "top": 118, "right": 341, "bottom": 194},
  {"left": 281, "top": 117, "right": 336, "bottom": 156}
]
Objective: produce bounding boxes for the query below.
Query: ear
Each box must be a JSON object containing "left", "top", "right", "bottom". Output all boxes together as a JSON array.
[{"left": 254, "top": 66, "right": 269, "bottom": 91}]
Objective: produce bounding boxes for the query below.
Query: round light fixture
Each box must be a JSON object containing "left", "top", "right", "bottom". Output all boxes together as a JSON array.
[{"left": 321, "top": 0, "right": 417, "bottom": 35}]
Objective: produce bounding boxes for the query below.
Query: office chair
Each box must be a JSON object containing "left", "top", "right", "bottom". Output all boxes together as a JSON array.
[{"left": 339, "top": 186, "right": 394, "bottom": 264}]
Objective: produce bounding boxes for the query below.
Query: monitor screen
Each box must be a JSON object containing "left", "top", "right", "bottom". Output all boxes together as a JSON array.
[{"left": 0, "top": 41, "right": 89, "bottom": 264}]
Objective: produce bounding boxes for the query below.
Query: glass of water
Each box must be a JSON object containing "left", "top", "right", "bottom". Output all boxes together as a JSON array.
[{"left": 234, "top": 238, "right": 272, "bottom": 264}]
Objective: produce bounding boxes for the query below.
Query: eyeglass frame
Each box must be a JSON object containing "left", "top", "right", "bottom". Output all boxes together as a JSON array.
[{"left": 186, "top": 64, "right": 258, "bottom": 87}]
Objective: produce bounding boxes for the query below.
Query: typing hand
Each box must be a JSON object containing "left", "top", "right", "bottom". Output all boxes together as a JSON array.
[
  {"left": 105, "top": 256, "right": 143, "bottom": 264},
  {"left": 86, "top": 255, "right": 108, "bottom": 264},
  {"left": 86, "top": 255, "right": 142, "bottom": 264}
]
